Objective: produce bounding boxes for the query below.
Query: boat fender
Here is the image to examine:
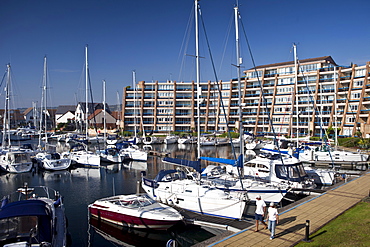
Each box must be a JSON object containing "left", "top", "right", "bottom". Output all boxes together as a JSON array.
[{"left": 54, "top": 197, "right": 62, "bottom": 208}]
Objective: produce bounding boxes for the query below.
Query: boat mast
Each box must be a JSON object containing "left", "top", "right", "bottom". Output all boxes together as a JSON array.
[
  {"left": 2, "top": 64, "right": 11, "bottom": 148},
  {"left": 334, "top": 65, "right": 338, "bottom": 147},
  {"left": 293, "top": 43, "right": 299, "bottom": 147},
  {"left": 39, "top": 56, "right": 48, "bottom": 147},
  {"left": 234, "top": 4, "right": 244, "bottom": 156},
  {"left": 85, "top": 45, "right": 89, "bottom": 140},
  {"left": 116, "top": 91, "right": 121, "bottom": 133},
  {"left": 195, "top": 0, "right": 201, "bottom": 160},
  {"left": 103, "top": 80, "right": 106, "bottom": 143},
  {"left": 133, "top": 70, "right": 137, "bottom": 138}
]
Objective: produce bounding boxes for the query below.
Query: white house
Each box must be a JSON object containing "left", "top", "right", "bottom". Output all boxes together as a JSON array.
[{"left": 55, "top": 105, "right": 76, "bottom": 125}]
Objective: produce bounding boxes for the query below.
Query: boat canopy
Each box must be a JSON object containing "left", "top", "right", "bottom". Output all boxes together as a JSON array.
[{"left": 0, "top": 200, "right": 51, "bottom": 219}]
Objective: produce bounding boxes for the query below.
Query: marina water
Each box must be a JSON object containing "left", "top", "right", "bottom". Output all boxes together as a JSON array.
[{"left": 0, "top": 140, "right": 244, "bottom": 247}]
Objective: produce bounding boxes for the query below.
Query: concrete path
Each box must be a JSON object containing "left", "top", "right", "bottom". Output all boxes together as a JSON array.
[{"left": 208, "top": 172, "right": 370, "bottom": 247}]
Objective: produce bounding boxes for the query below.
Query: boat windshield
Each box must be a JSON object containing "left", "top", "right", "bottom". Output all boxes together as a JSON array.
[
  {"left": 275, "top": 163, "right": 307, "bottom": 182},
  {"left": 0, "top": 216, "right": 38, "bottom": 243},
  {"left": 114, "top": 195, "right": 156, "bottom": 208},
  {"left": 12, "top": 153, "right": 31, "bottom": 163}
]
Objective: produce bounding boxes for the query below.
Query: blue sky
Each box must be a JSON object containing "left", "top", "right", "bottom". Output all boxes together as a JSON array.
[{"left": 1, "top": 0, "right": 369, "bottom": 108}]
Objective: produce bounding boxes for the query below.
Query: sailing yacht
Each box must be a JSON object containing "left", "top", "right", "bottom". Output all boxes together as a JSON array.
[
  {"left": 0, "top": 64, "right": 33, "bottom": 173},
  {"left": 67, "top": 45, "right": 101, "bottom": 167},
  {"left": 298, "top": 144, "right": 369, "bottom": 162},
  {"left": 142, "top": 1, "right": 249, "bottom": 220},
  {"left": 164, "top": 134, "right": 178, "bottom": 144},
  {"left": 34, "top": 56, "right": 72, "bottom": 171}
]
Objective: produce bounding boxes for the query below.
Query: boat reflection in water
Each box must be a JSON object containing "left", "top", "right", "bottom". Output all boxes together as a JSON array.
[
  {"left": 89, "top": 216, "right": 218, "bottom": 247},
  {"left": 122, "top": 161, "right": 148, "bottom": 171}
]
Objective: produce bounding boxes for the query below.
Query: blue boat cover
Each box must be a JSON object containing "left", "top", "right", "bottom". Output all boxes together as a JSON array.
[
  {"left": 0, "top": 200, "right": 51, "bottom": 219},
  {"left": 200, "top": 155, "right": 243, "bottom": 167},
  {"left": 162, "top": 157, "right": 201, "bottom": 172},
  {"left": 200, "top": 156, "right": 236, "bottom": 165}
]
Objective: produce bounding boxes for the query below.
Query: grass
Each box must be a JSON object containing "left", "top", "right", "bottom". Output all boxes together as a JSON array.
[{"left": 296, "top": 201, "right": 370, "bottom": 247}]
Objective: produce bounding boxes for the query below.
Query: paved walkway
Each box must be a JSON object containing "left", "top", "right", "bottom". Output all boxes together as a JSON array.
[{"left": 209, "top": 171, "right": 370, "bottom": 247}]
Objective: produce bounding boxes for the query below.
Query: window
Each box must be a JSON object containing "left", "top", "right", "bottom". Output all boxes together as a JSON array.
[
  {"left": 355, "top": 69, "right": 366, "bottom": 78},
  {"left": 346, "top": 117, "right": 356, "bottom": 123},
  {"left": 277, "top": 87, "right": 293, "bottom": 93},
  {"left": 158, "top": 101, "right": 173, "bottom": 106},
  {"left": 157, "top": 109, "right": 173, "bottom": 114},
  {"left": 349, "top": 105, "right": 358, "bottom": 111},
  {"left": 278, "top": 77, "right": 294, "bottom": 85},
  {"left": 275, "top": 97, "right": 291, "bottom": 103},
  {"left": 278, "top": 67, "right": 295, "bottom": 75},
  {"left": 158, "top": 92, "right": 173, "bottom": 98},
  {"left": 158, "top": 84, "right": 173, "bottom": 90},
  {"left": 248, "top": 70, "right": 262, "bottom": 78},
  {"left": 343, "top": 128, "right": 353, "bottom": 136},
  {"left": 222, "top": 84, "right": 230, "bottom": 90},
  {"left": 351, "top": 92, "right": 361, "bottom": 99},
  {"left": 300, "top": 63, "right": 318, "bottom": 72},
  {"left": 354, "top": 80, "right": 364, "bottom": 87}
]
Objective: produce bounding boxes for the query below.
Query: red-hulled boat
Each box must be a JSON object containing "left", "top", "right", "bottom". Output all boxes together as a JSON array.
[{"left": 88, "top": 194, "right": 183, "bottom": 230}]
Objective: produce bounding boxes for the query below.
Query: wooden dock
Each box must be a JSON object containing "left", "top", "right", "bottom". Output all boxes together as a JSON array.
[{"left": 200, "top": 171, "right": 370, "bottom": 247}]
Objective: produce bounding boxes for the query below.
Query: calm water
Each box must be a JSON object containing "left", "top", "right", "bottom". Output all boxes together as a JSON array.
[{"left": 0, "top": 139, "right": 245, "bottom": 247}]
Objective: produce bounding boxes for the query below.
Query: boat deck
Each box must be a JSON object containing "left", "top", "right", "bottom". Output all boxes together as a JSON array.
[
  {"left": 176, "top": 207, "right": 254, "bottom": 232},
  {"left": 200, "top": 171, "right": 370, "bottom": 247}
]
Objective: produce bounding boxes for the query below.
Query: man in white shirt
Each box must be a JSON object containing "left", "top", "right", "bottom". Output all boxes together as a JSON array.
[
  {"left": 254, "top": 195, "right": 267, "bottom": 232},
  {"left": 267, "top": 202, "right": 279, "bottom": 239}
]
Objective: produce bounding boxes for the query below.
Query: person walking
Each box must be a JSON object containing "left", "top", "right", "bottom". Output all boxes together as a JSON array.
[
  {"left": 254, "top": 195, "right": 267, "bottom": 232},
  {"left": 267, "top": 202, "right": 279, "bottom": 240}
]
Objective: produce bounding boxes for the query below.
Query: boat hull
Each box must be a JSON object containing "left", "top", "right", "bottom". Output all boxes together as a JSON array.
[
  {"left": 89, "top": 207, "right": 179, "bottom": 230},
  {"left": 88, "top": 195, "right": 182, "bottom": 230},
  {"left": 142, "top": 178, "right": 246, "bottom": 220}
]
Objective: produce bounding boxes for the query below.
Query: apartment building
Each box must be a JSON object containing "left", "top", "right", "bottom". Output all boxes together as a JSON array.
[{"left": 121, "top": 56, "right": 370, "bottom": 138}]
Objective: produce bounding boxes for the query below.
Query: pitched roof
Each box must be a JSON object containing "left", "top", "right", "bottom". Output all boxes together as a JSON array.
[
  {"left": 22, "top": 107, "right": 33, "bottom": 115},
  {"left": 248, "top": 56, "right": 337, "bottom": 70},
  {"left": 88, "top": 109, "right": 117, "bottom": 121},
  {"left": 56, "top": 105, "right": 76, "bottom": 114},
  {"left": 111, "top": 111, "right": 120, "bottom": 120},
  {"left": 77, "top": 102, "right": 111, "bottom": 114}
]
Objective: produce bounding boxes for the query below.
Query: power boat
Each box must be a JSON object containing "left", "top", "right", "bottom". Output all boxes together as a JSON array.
[
  {"left": 241, "top": 151, "right": 316, "bottom": 190},
  {"left": 88, "top": 194, "right": 183, "bottom": 230},
  {"left": 200, "top": 164, "right": 288, "bottom": 203},
  {"left": 303, "top": 166, "right": 337, "bottom": 186},
  {"left": 0, "top": 185, "right": 68, "bottom": 247},
  {"left": 198, "top": 155, "right": 289, "bottom": 203},
  {"left": 0, "top": 150, "right": 33, "bottom": 173},
  {"left": 142, "top": 169, "right": 248, "bottom": 220},
  {"left": 35, "top": 152, "right": 72, "bottom": 171}
]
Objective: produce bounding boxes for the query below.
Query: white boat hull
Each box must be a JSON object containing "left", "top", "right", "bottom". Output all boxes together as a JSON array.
[{"left": 142, "top": 178, "right": 246, "bottom": 220}]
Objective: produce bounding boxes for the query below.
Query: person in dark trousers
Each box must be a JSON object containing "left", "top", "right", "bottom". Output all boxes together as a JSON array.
[{"left": 254, "top": 195, "right": 267, "bottom": 231}]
